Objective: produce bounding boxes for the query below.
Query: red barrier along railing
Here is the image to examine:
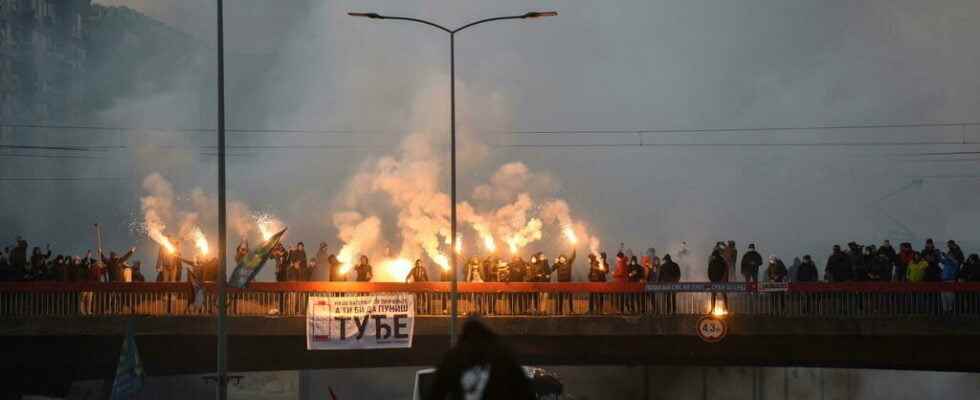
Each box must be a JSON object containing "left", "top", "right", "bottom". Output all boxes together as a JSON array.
[
  {"left": 3, "top": 281, "right": 980, "bottom": 293},
  {"left": 0, "top": 282, "right": 647, "bottom": 293},
  {"left": 786, "top": 282, "right": 980, "bottom": 293}
]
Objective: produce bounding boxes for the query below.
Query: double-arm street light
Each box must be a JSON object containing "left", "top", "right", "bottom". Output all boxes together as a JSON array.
[{"left": 349, "top": 10, "right": 557, "bottom": 345}]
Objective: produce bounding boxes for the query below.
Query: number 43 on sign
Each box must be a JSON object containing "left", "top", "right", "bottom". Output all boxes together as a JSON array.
[{"left": 696, "top": 316, "right": 727, "bottom": 343}]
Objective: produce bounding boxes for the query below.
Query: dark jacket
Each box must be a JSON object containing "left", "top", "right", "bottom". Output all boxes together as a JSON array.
[
  {"left": 796, "top": 260, "right": 819, "bottom": 282},
  {"left": 508, "top": 260, "right": 527, "bottom": 282},
  {"left": 878, "top": 245, "right": 898, "bottom": 267},
  {"left": 923, "top": 262, "right": 942, "bottom": 282},
  {"left": 530, "top": 257, "right": 551, "bottom": 282},
  {"left": 740, "top": 250, "right": 763, "bottom": 277},
  {"left": 101, "top": 249, "right": 134, "bottom": 282},
  {"left": 288, "top": 248, "right": 308, "bottom": 281},
  {"left": 30, "top": 249, "right": 51, "bottom": 271},
  {"left": 587, "top": 257, "right": 607, "bottom": 282},
  {"left": 870, "top": 253, "right": 893, "bottom": 281},
  {"left": 958, "top": 257, "right": 980, "bottom": 282},
  {"left": 482, "top": 259, "right": 497, "bottom": 282},
  {"left": 406, "top": 264, "right": 429, "bottom": 282},
  {"left": 553, "top": 250, "right": 576, "bottom": 282},
  {"left": 11, "top": 240, "right": 28, "bottom": 270},
  {"left": 355, "top": 262, "right": 373, "bottom": 282},
  {"left": 426, "top": 319, "right": 535, "bottom": 400},
  {"left": 948, "top": 244, "right": 965, "bottom": 266},
  {"left": 627, "top": 262, "right": 645, "bottom": 282},
  {"left": 708, "top": 250, "right": 727, "bottom": 282},
  {"left": 272, "top": 244, "right": 287, "bottom": 282},
  {"left": 825, "top": 251, "right": 852, "bottom": 282},
  {"left": 766, "top": 259, "right": 788, "bottom": 282},
  {"left": 658, "top": 256, "right": 681, "bottom": 282}
]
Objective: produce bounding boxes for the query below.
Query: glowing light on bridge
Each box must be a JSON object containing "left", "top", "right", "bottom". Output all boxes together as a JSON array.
[{"left": 711, "top": 304, "right": 729, "bottom": 318}]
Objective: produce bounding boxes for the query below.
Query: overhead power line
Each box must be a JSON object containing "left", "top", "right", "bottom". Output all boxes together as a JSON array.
[
  {"left": 0, "top": 154, "right": 103, "bottom": 160},
  {"left": 0, "top": 123, "right": 391, "bottom": 136},
  {"left": 2, "top": 120, "right": 978, "bottom": 136},
  {"left": 495, "top": 141, "right": 977, "bottom": 149},
  {"left": 501, "top": 121, "right": 980, "bottom": 135},
  {"left": 0, "top": 144, "right": 110, "bottom": 152},
  {"left": 0, "top": 177, "right": 123, "bottom": 181}
]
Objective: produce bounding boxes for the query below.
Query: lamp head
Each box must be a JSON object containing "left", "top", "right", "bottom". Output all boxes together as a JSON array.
[
  {"left": 348, "top": 12, "right": 384, "bottom": 19},
  {"left": 524, "top": 11, "right": 558, "bottom": 18}
]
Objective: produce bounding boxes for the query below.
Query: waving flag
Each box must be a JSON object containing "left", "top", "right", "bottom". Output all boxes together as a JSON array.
[
  {"left": 186, "top": 266, "right": 205, "bottom": 307},
  {"left": 229, "top": 228, "right": 286, "bottom": 288},
  {"left": 110, "top": 321, "right": 144, "bottom": 400}
]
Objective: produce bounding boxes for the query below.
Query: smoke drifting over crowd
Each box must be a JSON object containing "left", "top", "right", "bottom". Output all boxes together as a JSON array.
[
  {"left": 328, "top": 110, "right": 600, "bottom": 278},
  {"left": 3, "top": 0, "right": 980, "bottom": 284},
  {"left": 134, "top": 80, "right": 602, "bottom": 280}
]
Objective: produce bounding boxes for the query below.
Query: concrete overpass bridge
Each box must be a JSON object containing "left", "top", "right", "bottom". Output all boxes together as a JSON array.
[{"left": 2, "top": 282, "right": 980, "bottom": 394}]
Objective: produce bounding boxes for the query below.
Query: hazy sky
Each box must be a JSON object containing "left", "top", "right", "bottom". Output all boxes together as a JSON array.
[{"left": 5, "top": 0, "right": 979, "bottom": 280}]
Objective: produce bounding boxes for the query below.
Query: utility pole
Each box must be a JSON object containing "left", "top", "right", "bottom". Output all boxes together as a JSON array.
[{"left": 215, "top": 0, "right": 229, "bottom": 399}]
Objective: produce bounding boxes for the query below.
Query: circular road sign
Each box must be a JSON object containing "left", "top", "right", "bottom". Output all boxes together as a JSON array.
[{"left": 696, "top": 316, "right": 728, "bottom": 343}]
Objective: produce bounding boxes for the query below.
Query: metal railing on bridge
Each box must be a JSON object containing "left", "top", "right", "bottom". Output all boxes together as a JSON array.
[{"left": 2, "top": 282, "right": 980, "bottom": 318}]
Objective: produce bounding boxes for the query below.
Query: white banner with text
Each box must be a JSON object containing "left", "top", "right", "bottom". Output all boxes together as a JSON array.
[{"left": 306, "top": 293, "right": 415, "bottom": 350}]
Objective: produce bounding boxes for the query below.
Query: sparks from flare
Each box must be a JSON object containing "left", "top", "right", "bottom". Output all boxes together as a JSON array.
[{"left": 254, "top": 213, "right": 283, "bottom": 242}]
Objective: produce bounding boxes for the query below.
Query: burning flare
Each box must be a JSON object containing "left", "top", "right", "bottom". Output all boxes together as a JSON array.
[
  {"left": 562, "top": 226, "right": 578, "bottom": 245},
  {"left": 151, "top": 231, "right": 175, "bottom": 254},
  {"left": 482, "top": 234, "right": 496, "bottom": 253},
  {"left": 380, "top": 258, "right": 413, "bottom": 282},
  {"left": 433, "top": 254, "right": 450, "bottom": 271},
  {"left": 190, "top": 227, "right": 209, "bottom": 256},
  {"left": 506, "top": 236, "right": 520, "bottom": 255}
]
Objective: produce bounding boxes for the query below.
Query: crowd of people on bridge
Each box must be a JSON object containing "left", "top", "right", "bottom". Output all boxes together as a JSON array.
[
  {"left": 0, "top": 236, "right": 220, "bottom": 283},
  {"left": 3, "top": 235, "right": 979, "bottom": 285}
]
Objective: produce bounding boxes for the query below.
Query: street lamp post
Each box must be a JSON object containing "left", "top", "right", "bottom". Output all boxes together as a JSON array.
[
  {"left": 349, "top": 11, "right": 557, "bottom": 345},
  {"left": 216, "top": 1, "right": 229, "bottom": 400}
]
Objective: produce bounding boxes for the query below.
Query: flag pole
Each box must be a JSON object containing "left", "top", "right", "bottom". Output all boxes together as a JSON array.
[{"left": 95, "top": 223, "right": 103, "bottom": 260}]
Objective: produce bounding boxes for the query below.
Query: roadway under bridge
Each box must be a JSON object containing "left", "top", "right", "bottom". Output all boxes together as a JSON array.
[{"left": 4, "top": 314, "right": 980, "bottom": 387}]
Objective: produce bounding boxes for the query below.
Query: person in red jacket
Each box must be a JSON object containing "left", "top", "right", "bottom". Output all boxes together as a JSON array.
[
  {"left": 613, "top": 248, "right": 628, "bottom": 283},
  {"left": 896, "top": 242, "right": 916, "bottom": 282}
]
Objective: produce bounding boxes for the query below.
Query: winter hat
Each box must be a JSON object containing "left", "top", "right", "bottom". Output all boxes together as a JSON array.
[{"left": 748, "top": 243, "right": 756, "bottom": 250}]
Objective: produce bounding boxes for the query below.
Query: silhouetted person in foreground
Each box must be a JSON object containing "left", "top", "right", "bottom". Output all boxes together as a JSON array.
[{"left": 426, "top": 317, "right": 535, "bottom": 400}]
